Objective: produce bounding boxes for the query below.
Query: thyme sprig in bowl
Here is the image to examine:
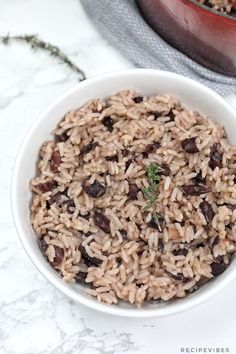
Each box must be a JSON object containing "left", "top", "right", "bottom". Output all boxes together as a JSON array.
[{"left": 143, "top": 163, "right": 166, "bottom": 231}]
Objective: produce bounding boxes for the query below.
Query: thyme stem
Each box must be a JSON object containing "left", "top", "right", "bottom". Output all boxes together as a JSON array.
[{"left": 0, "top": 33, "right": 86, "bottom": 81}]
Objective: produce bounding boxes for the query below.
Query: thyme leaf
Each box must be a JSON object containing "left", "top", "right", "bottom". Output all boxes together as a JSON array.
[{"left": 143, "top": 163, "right": 162, "bottom": 210}]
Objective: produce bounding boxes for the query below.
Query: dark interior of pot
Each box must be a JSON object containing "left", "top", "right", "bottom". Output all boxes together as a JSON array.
[{"left": 136, "top": 0, "right": 236, "bottom": 77}]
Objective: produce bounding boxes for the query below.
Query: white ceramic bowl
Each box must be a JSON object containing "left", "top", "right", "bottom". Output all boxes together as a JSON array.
[{"left": 11, "top": 69, "right": 236, "bottom": 318}]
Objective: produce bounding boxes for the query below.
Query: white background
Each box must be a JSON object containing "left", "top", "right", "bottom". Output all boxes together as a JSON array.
[{"left": 0, "top": 0, "right": 235, "bottom": 353}]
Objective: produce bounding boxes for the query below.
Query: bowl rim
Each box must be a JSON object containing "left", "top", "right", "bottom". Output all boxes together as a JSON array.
[{"left": 11, "top": 68, "right": 236, "bottom": 318}]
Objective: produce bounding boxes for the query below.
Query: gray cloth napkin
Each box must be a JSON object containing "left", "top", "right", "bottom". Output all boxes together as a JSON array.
[{"left": 81, "top": 0, "right": 236, "bottom": 96}]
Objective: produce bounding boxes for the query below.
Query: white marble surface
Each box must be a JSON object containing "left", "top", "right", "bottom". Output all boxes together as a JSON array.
[{"left": 0, "top": 1, "right": 236, "bottom": 353}]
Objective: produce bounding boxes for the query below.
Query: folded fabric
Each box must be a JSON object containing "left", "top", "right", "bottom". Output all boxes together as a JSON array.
[{"left": 81, "top": 0, "right": 236, "bottom": 96}]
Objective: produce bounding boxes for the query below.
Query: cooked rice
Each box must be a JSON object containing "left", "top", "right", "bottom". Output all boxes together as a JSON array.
[
  {"left": 30, "top": 90, "right": 236, "bottom": 306},
  {"left": 196, "top": 0, "right": 236, "bottom": 15}
]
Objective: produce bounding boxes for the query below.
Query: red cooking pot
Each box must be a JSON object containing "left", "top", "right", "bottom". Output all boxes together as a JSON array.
[{"left": 136, "top": 0, "right": 236, "bottom": 76}]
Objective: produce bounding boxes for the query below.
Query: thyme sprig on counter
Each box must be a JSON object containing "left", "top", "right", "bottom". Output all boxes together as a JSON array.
[
  {"left": 143, "top": 163, "right": 162, "bottom": 210},
  {"left": 0, "top": 33, "right": 86, "bottom": 81}
]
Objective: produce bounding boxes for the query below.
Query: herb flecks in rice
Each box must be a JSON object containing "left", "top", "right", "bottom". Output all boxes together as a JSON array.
[{"left": 30, "top": 90, "right": 236, "bottom": 306}]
